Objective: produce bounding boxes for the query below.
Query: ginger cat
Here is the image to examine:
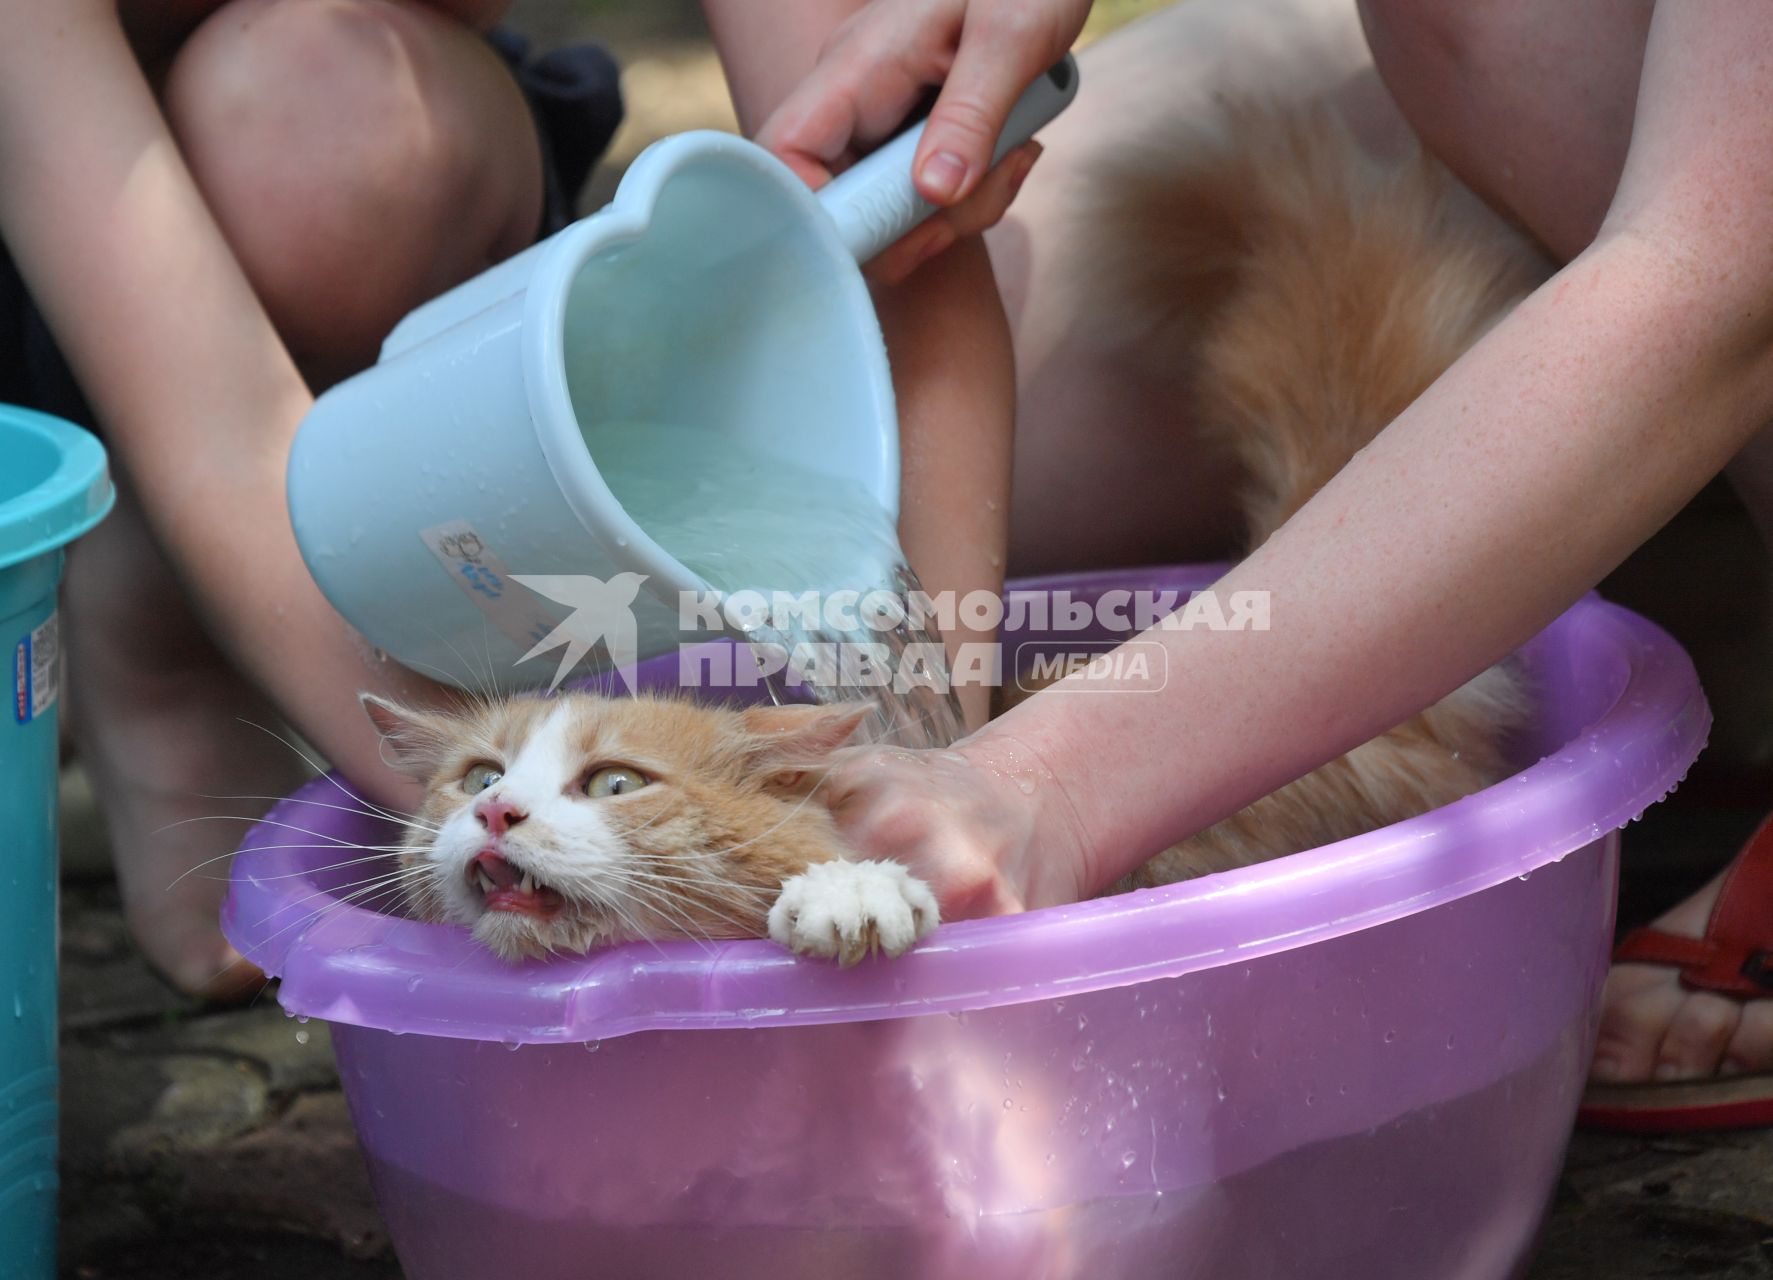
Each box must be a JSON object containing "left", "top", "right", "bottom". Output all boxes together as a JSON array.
[
  {"left": 363, "top": 103, "right": 1543, "bottom": 963},
  {"left": 1076, "top": 101, "right": 1542, "bottom": 886},
  {"left": 363, "top": 691, "right": 933, "bottom": 963}
]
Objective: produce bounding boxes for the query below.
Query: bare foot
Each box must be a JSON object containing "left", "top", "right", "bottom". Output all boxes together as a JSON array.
[
  {"left": 1595, "top": 398, "right": 1773, "bottom": 1086},
  {"left": 71, "top": 657, "right": 305, "bottom": 1001},
  {"left": 63, "top": 490, "right": 306, "bottom": 1001},
  {"left": 1590, "top": 866, "right": 1773, "bottom": 1084}
]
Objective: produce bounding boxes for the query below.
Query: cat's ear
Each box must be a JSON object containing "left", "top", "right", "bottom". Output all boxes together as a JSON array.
[
  {"left": 739, "top": 703, "right": 870, "bottom": 784},
  {"left": 360, "top": 693, "right": 454, "bottom": 779}
]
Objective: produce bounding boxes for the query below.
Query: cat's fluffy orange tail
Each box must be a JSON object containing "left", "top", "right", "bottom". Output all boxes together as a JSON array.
[
  {"left": 1088, "top": 104, "right": 1544, "bottom": 545},
  {"left": 1077, "top": 104, "right": 1548, "bottom": 883}
]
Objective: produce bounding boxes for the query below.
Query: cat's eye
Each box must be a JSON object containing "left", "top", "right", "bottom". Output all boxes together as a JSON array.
[
  {"left": 462, "top": 763, "right": 503, "bottom": 794},
  {"left": 585, "top": 766, "right": 648, "bottom": 799}
]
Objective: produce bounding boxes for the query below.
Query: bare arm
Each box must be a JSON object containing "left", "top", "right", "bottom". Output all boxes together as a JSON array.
[
  {"left": 704, "top": 0, "right": 1018, "bottom": 729},
  {"left": 0, "top": 0, "right": 429, "bottom": 806},
  {"left": 980, "top": 0, "right": 1773, "bottom": 899},
  {"left": 805, "top": 0, "right": 1773, "bottom": 920},
  {"left": 703, "top": 0, "right": 866, "bottom": 136}
]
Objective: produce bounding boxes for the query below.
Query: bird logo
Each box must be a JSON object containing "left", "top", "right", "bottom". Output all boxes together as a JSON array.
[{"left": 511, "top": 572, "right": 648, "bottom": 692}]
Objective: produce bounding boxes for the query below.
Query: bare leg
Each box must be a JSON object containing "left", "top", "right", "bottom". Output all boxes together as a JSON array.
[
  {"left": 1359, "top": 0, "right": 1773, "bottom": 1085},
  {"left": 164, "top": 0, "right": 544, "bottom": 386},
  {"left": 1595, "top": 425, "right": 1773, "bottom": 1084},
  {"left": 64, "top": 0, "right": 545, "bottom": 995},
  {"left": 987, "top": 0, "right": 1414, "bottom": 575},
  {"left": 63, "top": 491, "right": 304, "bottom": 998}
]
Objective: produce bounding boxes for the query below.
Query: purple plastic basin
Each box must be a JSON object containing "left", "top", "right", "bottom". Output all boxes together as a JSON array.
[{"left": 224, "top": 567, "right": 1708, "bottom": 1280}]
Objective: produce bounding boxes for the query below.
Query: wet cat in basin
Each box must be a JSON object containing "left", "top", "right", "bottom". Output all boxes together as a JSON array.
[{"left": 363, "top": 102, "right": 1538, "bottom": 965}]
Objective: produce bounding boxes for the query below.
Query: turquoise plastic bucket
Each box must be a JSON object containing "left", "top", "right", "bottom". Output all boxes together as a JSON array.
[{"left": 0, "top": 406, "right": 111, "bottom": 1276}]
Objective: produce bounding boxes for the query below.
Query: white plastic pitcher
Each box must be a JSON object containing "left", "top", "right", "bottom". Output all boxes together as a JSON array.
[{"left": 288, "top": 59, "right": 1078, "bottom": 690}]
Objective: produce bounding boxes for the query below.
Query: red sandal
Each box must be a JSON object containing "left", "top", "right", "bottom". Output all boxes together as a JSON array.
[{"left": 1577, "top": 811, "right": 1773, "bottom": 1132}]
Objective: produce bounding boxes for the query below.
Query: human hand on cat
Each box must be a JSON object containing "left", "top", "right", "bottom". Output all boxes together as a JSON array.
[
  {"left": 754, "top": 0, "right": 1083, "bottom": 282},
  {"left": 813, "top": 733, "right": 1096, "bottom": 923}
]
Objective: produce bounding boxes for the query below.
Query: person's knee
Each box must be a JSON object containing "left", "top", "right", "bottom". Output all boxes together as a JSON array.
[
  {"left": 164, "top": 0, "right": 541, "bottom": 379},
  {"left": 1358, "top": 0, "right": 1647, "bottom": 258},
  {"left": 1356, "top": 0, "right": 1484, "bottom": 134}
]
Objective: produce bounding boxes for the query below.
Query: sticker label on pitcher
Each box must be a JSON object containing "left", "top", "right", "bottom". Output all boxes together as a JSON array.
[
  {"left": 419, "top": 521, "right": 561, "bottom": 653},
  {"left": 13, "top": 610, "right": 59, "bottom": 724}
]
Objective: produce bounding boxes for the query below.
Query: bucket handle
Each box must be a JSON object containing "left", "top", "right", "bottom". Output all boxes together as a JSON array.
[{"left": 818, "top": 55, "right": 1079, "bottom": 264}]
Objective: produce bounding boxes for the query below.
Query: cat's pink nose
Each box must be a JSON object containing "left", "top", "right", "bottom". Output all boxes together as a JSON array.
[{"left": 475, "top": 796, "right": 526, "bottom": 835}]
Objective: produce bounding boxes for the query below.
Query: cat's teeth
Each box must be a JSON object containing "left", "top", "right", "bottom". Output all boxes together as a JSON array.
[
  {"left": 519, "top": 871, "right": 535, "bottom": 893},
  {"left": 475, "top": 867, "right": 495, "bottom": 894}
]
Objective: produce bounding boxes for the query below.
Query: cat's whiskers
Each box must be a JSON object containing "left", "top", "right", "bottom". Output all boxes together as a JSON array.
[
  {"left": 617, "top": 858, "right": 769, "bottom": 907},
  {"left": 615, "top": 864, "right": 771, "bottom": 913},
  {"left": 153, "top": 816, "right": 408, "bottom": 891},
  {"left": 195, "top": 791, "right": 441, "bottom": 835},
  {"left": 606, "top": 869, "right": 765, "bottom": 940},
  {"left": 240, "top": 863, "right": 434, "bottom": 956},
  {"left": 217, "top": 877, "right": 419, "bottom": 995},
  {"left": 202, "top": 847, "right": 414, "bottom": 884},
  {"left": 588, "top": 861, "right": 712, "bottom": 928},
  {"left": 172, "top": 848, "right": 412, "bottom": 886},
  {"left": 419, "top": 618, "right": 508, "bottom": 710},
  {"left": 608, "top": 861, "right": 774, "bottom": 915},
  {"left": 266, "top": 862, "right": 431, "bottom": 922},
  {"left": 231, "top": 718, "right": 431, "bottom": 833},
  {"left": 279, "top": 877, "right": 427, "bottom": 946},
  {"left": 160, "top": 813, "right": 423, "bottom": 889},
  {"left": 571, "top": 878, "right": 678, "bottom": 953},
  {"left": 577, "top": 861, "right": 741, "bottom": 946}
]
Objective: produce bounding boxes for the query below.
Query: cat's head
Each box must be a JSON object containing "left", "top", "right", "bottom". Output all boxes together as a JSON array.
[{"left": 361, "top": 691, "right": 868, "bottom": 961}]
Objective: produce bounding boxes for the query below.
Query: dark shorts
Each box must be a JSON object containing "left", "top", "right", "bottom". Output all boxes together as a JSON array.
[
  {"left": 0, "top": 28, "right": 622, "bottom": 433},
  {"left": 488, "top": 30, "right": 623, "bottom": 239}
]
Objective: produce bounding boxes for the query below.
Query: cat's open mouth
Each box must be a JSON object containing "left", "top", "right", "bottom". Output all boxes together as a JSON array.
[{"left": 469, "top": 850, "right": 565, "bottom": 919}]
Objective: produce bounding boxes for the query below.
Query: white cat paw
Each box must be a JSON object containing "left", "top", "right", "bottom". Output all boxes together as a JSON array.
[{"left": 768, "top": 860, "right": 940, "bottom": 966}]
